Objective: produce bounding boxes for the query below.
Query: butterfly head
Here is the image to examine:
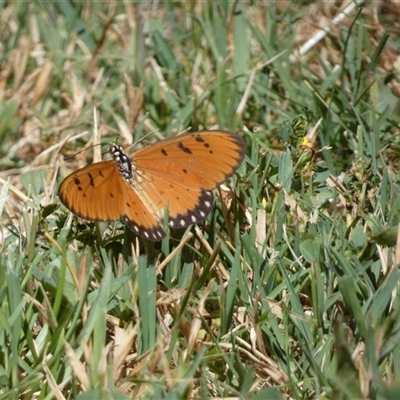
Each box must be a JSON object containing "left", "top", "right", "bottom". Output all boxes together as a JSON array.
[{"left": 110, "top": 145, "right": 132, "bottom": 181}]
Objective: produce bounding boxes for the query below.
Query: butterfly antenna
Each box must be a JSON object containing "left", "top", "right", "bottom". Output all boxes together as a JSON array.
[
  {"left": 63, "top": 143, "right": 103, "bottom": 161},
  {"left": 125, "top": 131, "right": 158, "bottom": 152},
  {"left": 130, "top": 127, "right": 191, "bottom": 149}
]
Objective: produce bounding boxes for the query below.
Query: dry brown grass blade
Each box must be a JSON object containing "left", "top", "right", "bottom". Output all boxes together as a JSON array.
[
  {"left": 31, "top": 60, "right": 53, "bottom": 105},
  {"left": 113, "top": 323, "right": 139, "bottom": 381},
  {"left": 64, "top": 341, "right": 90, "bottom": 390},
  {"left": 185, "top": 279, "right": 214, "bottom": 359}
]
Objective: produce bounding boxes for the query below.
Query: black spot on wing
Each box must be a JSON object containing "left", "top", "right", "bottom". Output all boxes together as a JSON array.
[
  {"left": 88, "top": 173, "right": 94, "bottom": 187},
  {"left": 178, "top": 141, "right": 192, "bottom": 154},
  {"left": 195, "top": 135, "right": 205, "bottom": 143}
]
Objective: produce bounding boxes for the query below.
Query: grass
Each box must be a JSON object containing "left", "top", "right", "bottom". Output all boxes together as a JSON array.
[{"left": 1, "top": 1, "right": 400, "bottom": 399}]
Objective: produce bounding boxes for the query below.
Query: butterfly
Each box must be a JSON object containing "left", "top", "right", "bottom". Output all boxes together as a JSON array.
[{"left": 59, "top": 130, "right": 245, "bottom": 241}]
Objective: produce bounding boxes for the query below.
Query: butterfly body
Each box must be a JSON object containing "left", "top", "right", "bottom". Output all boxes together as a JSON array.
[{"left": 59, "top": 130, "right": 245, "bottom": 241}]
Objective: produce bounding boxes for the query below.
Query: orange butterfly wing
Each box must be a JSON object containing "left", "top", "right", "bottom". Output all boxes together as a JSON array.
[
  {"left": 59, "top": 130, "right": 245, "bottom": 240},
  {"left": 58, "top": 160, "right": 165, "bottom": 239},
  {"left": 130, "top": 131, "right": 245, "bottom": 230}
]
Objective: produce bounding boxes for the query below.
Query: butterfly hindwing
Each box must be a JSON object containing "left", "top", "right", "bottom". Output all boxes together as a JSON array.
[
  {"left": 119, "top": 180, "right": 166, "bottom": 240},
  {"left": 128, "top": 167, "right": 215, "bottom": 229}
]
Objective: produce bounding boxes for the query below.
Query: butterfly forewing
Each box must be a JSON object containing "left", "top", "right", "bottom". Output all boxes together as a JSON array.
[
  {"left": 131, "top": 131, "right": 245, "bottom": 190},
  {"left": 59, "top": 161, "right": 124, "bottom": 221},
  {"left": 59, "top": 130, "right": 245, "bottom": 240},
  {"left": 59, "top": 159, "right": 166, "bottom": 239}
]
